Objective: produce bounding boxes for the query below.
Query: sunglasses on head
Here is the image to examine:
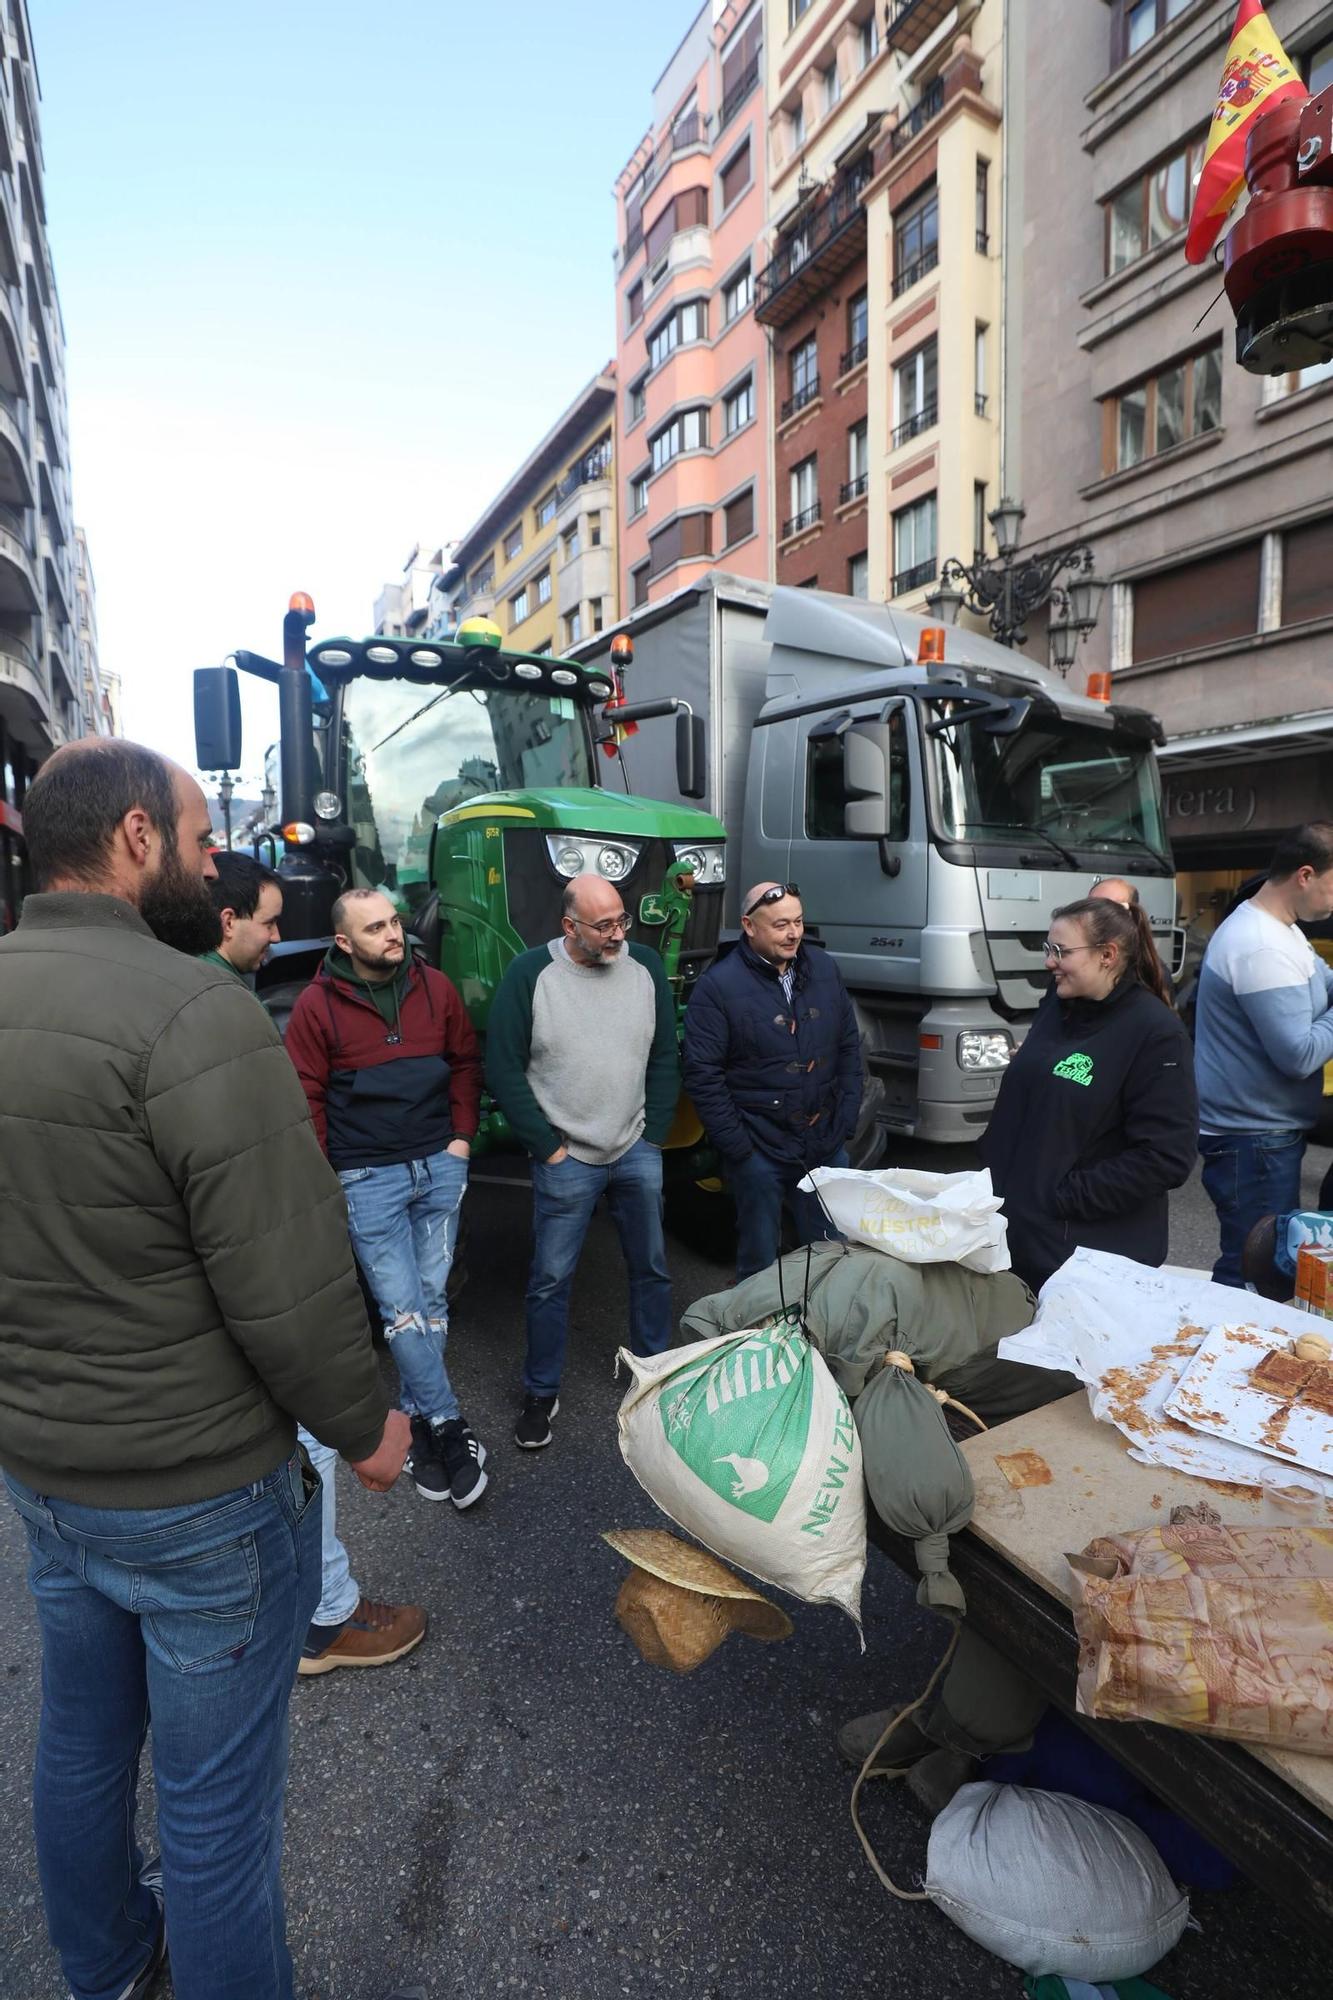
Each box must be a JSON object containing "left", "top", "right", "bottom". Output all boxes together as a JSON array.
[{"left": 744, "top": 882, "right": 800, "bottom": 917}]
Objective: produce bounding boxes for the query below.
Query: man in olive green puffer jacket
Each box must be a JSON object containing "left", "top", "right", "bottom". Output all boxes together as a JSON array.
[{"left": 0, "top": 739, "right": 408, "bottom": 2000}]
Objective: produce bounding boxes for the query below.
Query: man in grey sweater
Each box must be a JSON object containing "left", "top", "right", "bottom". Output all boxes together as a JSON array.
[{"left": 486, "top": 873, "right": 680, "bottom": 1449}]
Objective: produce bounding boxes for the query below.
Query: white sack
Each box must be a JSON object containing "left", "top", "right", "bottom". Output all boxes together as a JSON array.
[
  {"left": 799, "top": 1164, "right": 1010, "bottom": 1273},
  {"left": 616, "top": 1322, "right": 865, "bottom": 1631},
  {"left": 926, "top": 1782, "right": 1189, "bottom": 1981}
]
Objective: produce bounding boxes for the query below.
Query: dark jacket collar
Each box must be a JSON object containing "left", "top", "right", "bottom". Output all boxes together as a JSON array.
[
  {"left": 738, "top": 935, "right": 806, "bottom": 987},
  {"left": 1060, "top": 970, "right": 1142, "bottom": 1026},
  {"left": 15, "top": 891, "right": 154, "bottom": 939}
]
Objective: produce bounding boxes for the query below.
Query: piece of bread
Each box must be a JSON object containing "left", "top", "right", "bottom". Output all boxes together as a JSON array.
[
  {"left": 1297, "top": 1365, "right": 1333, "bottom": 1415},
  {"left": 1251, "top": 1349, "right": 1314, "bottom": 1398}
]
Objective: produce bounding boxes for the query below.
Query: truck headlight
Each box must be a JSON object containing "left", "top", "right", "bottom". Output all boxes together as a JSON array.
[
  {"left": 546, "top": 834, "right": 641, "bottom": 880},
  {"left": 672, "top": 840, "right": 726, "bottom": 885},
  {"left": 313, "top": 790, "right": 341, "bottom": 821},
  {"left": 957, "top": 1030, "right": 1013, "bottom": 1072}
]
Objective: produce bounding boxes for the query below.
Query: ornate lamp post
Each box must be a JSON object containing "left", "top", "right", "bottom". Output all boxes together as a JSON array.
[
  {"left": 926, "top": 496, "right": 1108, "bottom": 674},
  {"left": 215, "top": 771, "right": 234, "bottom": 850}
]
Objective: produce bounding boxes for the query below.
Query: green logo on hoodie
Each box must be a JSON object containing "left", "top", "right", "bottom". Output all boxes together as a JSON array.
[{"left": 1052, "top": 1051, "right": 1094, "bottom": 1086}]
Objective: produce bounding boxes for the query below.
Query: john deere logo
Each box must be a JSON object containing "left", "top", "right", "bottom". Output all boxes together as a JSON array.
[
  {"left": 1053, "top": 1052, "right": 1094, "bottom": 1087},
  {"left": 658, "top": 1325, "right": 813, "bottom": 1522}
]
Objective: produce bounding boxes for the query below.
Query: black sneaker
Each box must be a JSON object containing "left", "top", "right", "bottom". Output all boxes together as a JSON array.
[
  {"left": 514, "top": 1392, "right": 559, "bottom": 1450},
  {"left": 407, "top": 1415, "right": 450, "bottom": 1503},
  {"left": 431, "top": 1418, "right": 488, "bottom": 1509}
]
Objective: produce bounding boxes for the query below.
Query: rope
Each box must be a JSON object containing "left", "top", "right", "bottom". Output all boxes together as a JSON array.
[
  {"left": 880, "top": 1351, "right": 988, "bottom": 1433},
  {"left": 849, "top": 1618, "right": 962, "bottom": 1900}
]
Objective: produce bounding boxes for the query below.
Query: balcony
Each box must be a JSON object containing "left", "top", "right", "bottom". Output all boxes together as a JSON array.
[
  {"left": 885, "top": 0, "right": 955, "bottom": 59},
  {"left": 556, "top": 440, "right": 612, "bottom": 505},
  {"left": 891, "top": 559, "right": 936, "bottom": 595},
  {"left": 782, "top": 500, "right": 822, "bottom": 541},
  {"left": 0, "top": 517, "right": 38, "bottom": 611},
  {"left": 755, "top": 160, "right": 873, "bottom": 329},
  {"left": 889, "top": 77, "right": 945, "bottom": 157},
  {"left": 892, "top": 243, "right": 939, "bottom": 298},
  {"left": 838, "top": 473, "right": 868, "bottom": 506},
  {"left": 0, "top": 400, "right": 31, "bottom": 509},
  {"left": 780, "top": 377, "right": 820, "bottom": 424},
  {"left": 839, "top": 337, "right": 868, "bottom": 377},
  {"left": 0, "top": 631, "right": 47, "bottom": 728},
  {"left": 719, "top": 54, "right": 761, "bottom": 134},
  {"left": 892, "top": 401, "right": 937, "bottom": 448}
]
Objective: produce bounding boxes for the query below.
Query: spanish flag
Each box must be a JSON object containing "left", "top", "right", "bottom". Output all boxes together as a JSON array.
[{"left": 1185, "top": 0, "right": 1307, "bottom": 264}]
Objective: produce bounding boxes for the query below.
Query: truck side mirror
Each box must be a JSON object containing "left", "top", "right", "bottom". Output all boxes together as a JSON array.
[
  {"left": 843, "top": 727, "right": 893, "bottom": 838},
  {"left": 675, "top": 710, "right": 706, "bottom": 800},
  {"left": 194, "top": 666, "right": 242, "bottom": 771}
]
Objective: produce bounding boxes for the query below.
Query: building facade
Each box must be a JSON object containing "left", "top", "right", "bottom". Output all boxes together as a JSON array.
[
  {"left": 0, "top": 0, "right": 86, "bottom": 926},
  {"left": 451, "top": 369, "right": 617, "bottom": 656},
  {"left": 373, "top": 542, "right": 455, "bottom": 640},
  {"left": 614, "top": 3, "right": 770, "bottom": 612},
  {"left": 1013, "top": 0, "right": 1333, "bottom": 937},
  {"left": 73, "top": 526, "right": 112, "bottom": 737},
  {"left": 758, "top": 0, "right": 1003, "bottom": 607}
]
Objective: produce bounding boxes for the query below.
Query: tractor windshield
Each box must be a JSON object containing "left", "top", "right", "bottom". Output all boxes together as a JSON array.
[{"left": 341, "top": 675, "right": 596, "bottom": 909}]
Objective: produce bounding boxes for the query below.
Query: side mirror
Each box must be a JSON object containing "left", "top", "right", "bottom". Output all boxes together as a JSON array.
[
  {"left": 843, "top": 726, "right": 894, "bottom": 838},
  {"left": 675, "top": 709, "right": 706, "bottom": 800},
  {"left": 194, "top": 666, "right": 242, "bottom": 770}
]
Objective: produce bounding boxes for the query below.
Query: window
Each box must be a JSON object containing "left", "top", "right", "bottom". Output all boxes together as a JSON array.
[
  {"left": 843, "top": 289, "right": 868, "bottom": 372},
  {"left": 1105, "top": 138, "right": 1203, "bottom": 274},
  {"left": 1104, "top": 344, "right": 1222, "bottom": 472},
  {"left": 723, "top": 486, "right": 755, "bottom": 548},
  {"left": 648, "top": 510, "right": 713, "bottom": 578},
  {"left": 1131, "top": 542, "right": 1260, "bottom": 662},
  {"left": 644, "top": 186, "right": 709, "bottom": 265},
  {"left": 1267, "top": 354, "right": 1333, "bottom": 402},
  {"left": 807, "top": 708, "right": 907, "bottom": 841},
  {"left": 1112, "top": 0, "right": 1192, "bottom": 66},
  {"left": 629, "top": 470, "right": 649, "bottom": 517},
  {"left": 562, "top": 524, "right": 581, "bottom": 563},
  {"left": 720, "top": 4, "right": 763, "bottom": 128},
  {"left": 723, "top": 375, "right": 754, "bottom": 437},
  {"left": 848, "top": 551, "right": 869, "bottom": 599},
  {"left": 631, "top": 561, "right": 650, "bottom": 609},
  {"left": 723, "top": 261, "right": 753, "bottom": 324},
  {"left": 891, "top": 494, "right": 936, "bottom": 594},
  {"left": 822, "top": 62, "right": 841, "bottom": 114},
  {"left": 892, "top": 338, "right": 938, "bottom": 444},
  {"left": 590, "top": 514, "right": 603, "bottom": 547},
  {"left": 973, "top": 481, "right": 988, "bottom": 561},
  {"left": 720, "top": 140, "right": 751, "bottom": 212},
  {"left": 564, "top": 609, "right": 582, "bottom": 646},
  {"left": 788, "top": 99, "right": 805, "bottom": 151},
  {"left": 531, "top": 641, "right": 552, "bottom": 657},
  {"left": 787, "top": 455, "right": 818, "bottom": 536},
  {"left": 509, "top": 585, "right": 530, "bottom": 627},
  {"left": 628, "top": 377, "right": 646, "bottom": 426},
  {"left": 649, "top": 407, "right": 709, "bottom": 472},
  {"left": 627, "top": 281, "right": 644, "bottom": 329},
  {"left": 504, "top": 523, "right": 523, "bottom": 561},
  {"left": 468, "top": 562, "right": 494, "bottom": 596},
  {"left": 789, "top": 334, "right": 818, "bottom": 412},
  {"left": 536, "top": 490, "right": 557, "bottom": 529},
  {"left": 843, "top": 420, "right": 868, "bottom": 503},
  {"left": 592, "top": 599, "right": 605, "bottom": 634},
  {"left": 647, "top": 298, "right": 708, "bottom": 372},
  {"left": 1284, "top": 515, "right": 1333, "bottom": 626},
  {"left": 974, "top": 323, "right": 988, "bottom": 415},
  {"left": 789, "top": 0, "right": 812, "bottom": 27},
  {"left": 893, "top": 186, "right": 939, "bottom": 294},
  {"left": 858, "top": 14, "right": 879, "bottom": 70},
  {"left": 975, "top": 158, "right": 989, "bottom": 252},
  {"left": 535, "top": 569, "right": 551, "bottom": 606}
]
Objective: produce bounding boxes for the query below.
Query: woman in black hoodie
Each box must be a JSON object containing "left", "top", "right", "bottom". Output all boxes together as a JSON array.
[{"left": 980, "top": 896, "right": 1197, "bottom": 1293}]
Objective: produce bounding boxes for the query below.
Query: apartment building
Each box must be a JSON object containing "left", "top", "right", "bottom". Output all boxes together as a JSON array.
[
  {"left": 1012, "top": 0, "right": 1333, "bottom": 934},
  {"left": 73, "top": 526, "right": 112, "bottom": 737},
  {"left": 451, "top": 369, "right": 617, "bottom": 655},
  {"left": 0, "top": 0, "right": 86, "bottom": 926},
  {"left": 613, "top": 3, "right": 770, "bottom": 611},
  {"left": 759, "top": 0, "right": 1003, "bottom": 606},
  {"left": 373, "top": 542, "right": 456, "bottom": 640}
]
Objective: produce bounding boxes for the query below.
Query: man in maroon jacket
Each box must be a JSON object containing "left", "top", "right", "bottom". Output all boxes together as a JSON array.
[{"left": 286, "top": 889, "right": 488, "bottom": 1510}]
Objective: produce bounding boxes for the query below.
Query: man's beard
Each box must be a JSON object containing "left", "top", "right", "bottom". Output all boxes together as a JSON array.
[{"left": 141, "top": 853, "right": 223, "bottom": 956}]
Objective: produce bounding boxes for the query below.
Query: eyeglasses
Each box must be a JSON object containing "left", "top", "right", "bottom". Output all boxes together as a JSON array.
[
  {"left": 744, "top": 882, "right": 801, "bottom": 918},
  {"left": 572, "top": 913, "right": 631, "bottom": 938},
  {"left": 1042, "top": 939, "right": 1097, "bottom": 962}
]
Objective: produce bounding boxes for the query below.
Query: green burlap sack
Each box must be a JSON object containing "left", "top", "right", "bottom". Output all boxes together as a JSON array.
[{"left": 852, "top": 1363, "right": 974, "bottom": 1613}]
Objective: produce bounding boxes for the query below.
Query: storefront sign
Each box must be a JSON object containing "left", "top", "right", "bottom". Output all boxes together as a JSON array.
[
  {"left": 1164, "top": 750, "right": 1333, "bottom": 843},
  {"left": 1163, "top": 779, "right": 1257, "bottom": 834}
]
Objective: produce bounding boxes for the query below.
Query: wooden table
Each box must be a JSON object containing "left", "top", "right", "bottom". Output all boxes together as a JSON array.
[{"left": 867, "top": 1390, "right": 1333, "bottom": 1938}]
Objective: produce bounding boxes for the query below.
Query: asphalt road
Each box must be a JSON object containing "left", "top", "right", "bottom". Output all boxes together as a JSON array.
[{"left": 2, "top": 1148, "right": 1332, "bottom": 2000}]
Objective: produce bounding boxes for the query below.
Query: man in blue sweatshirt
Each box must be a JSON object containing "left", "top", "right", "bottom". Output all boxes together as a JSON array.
[{"left": 1195, "top": 822, "right": 1333, "bottom": 1285}]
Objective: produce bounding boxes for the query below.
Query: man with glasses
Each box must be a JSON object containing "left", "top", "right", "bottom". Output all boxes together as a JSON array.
[
  {"left": 486, "top": 871, "right": 680, "bottom": 1449},
  {"left": 683, "top": 881, "right": 863, "bottom": 1280}
]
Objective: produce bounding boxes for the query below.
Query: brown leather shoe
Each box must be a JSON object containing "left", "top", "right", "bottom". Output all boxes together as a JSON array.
[{"left": 298, "top": 1596, "right": 427, "bottom": 1676}]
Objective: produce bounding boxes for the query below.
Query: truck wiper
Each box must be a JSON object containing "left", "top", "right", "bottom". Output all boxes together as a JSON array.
[
  {"left": 1081, "top": 833, "right": 1170, "bottom": 870},
  {"left": 1021, "top": 824, "right": 1082, "bottom": 868}
]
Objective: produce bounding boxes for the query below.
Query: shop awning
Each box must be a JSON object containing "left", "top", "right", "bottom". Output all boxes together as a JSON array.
[{"left": 1158, "top": 712, "right": 1333, "bottom": 768}]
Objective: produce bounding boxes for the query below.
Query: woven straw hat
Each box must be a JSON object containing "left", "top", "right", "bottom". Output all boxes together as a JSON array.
[{"left": 603, "top": 1528, "right": 793, "bottom": 1674}]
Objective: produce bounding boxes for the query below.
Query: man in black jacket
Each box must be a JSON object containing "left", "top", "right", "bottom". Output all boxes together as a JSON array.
[{"left": 683, "top": 882, "right": 863, "bottom": 1279}]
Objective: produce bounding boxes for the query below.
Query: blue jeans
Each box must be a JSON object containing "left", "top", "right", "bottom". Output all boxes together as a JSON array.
[
  {"left": 5, "top": 1450, "right": 321, "bottom": 2000},
  {"left": 295, "top": 1427, "right": 359, "bottom": 1628},
  {"left": 340, "top": 1150, "right": 468, "bottom": 1426},
  {"left": 526, "top": 1138, "right": 672, "bottom": 1397},
  {"left": 1199, "top": 1128, "right": 1306, "bottom": 1288},
  {"left": 727, "top": 1146, "right": 849, "bottom": 1283}
]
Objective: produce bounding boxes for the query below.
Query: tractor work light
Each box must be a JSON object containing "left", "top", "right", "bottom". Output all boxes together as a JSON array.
[
  {"left": 671, "top": 840, "right": 725, "bottom": 885},
  {"left": 551, "top": 668, "right": 579, "bottom": 686},
  {"left": 313, "top": 647, "right": 353, "bottom": 669},
  {"left": 587, "top": 677, "right": 613, "bottom": 698},
  {"left": 514, "top": 663, "right": 542, "bottom": 680},
  {"left": 366, "top": 644, "right": 399, "bottom": 666},
  {"left": 545, "top": 834, "right": 640, "bottom": 880},
  {"left": 313, "top": 791, "right": 341, "bottom": 821},
  {"left": 409, "top": 648, "right": 445, "bottom": 669}
]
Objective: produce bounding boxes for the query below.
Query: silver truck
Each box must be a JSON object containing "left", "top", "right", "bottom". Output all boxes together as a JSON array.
[{"left": 576, "top": 573, "right": 1178, "bottom": 1165}]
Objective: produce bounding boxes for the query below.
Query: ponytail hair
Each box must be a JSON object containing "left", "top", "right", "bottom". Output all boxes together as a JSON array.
[{"left": 1051, "top": 896, "right": 1173, "bottom": 1007}]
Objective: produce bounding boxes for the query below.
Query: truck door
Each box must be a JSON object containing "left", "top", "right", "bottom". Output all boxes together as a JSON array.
[
  {"left": 791, "top": 701, "right": 928, "bottom": 990},
  {"left": 741, "top": 709, "right": 796, "bottom": 902}
]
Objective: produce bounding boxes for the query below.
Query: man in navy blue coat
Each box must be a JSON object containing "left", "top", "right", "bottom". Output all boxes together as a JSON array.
[{"left": 683, "top": 882, "right": 863, "bottom": 1279}]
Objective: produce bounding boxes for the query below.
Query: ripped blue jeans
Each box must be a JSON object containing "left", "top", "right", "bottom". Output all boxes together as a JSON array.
[{"left": 339, "top": 1151, "right": 467, "bottom": 1427}]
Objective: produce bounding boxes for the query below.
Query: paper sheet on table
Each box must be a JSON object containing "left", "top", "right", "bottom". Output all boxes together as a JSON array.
[{"left": 997, "top": 1249, "right": 1333, "bottom": 1504}]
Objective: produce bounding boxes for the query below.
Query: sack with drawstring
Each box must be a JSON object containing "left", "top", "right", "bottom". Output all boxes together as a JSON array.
[
  {"left": 616, "top": 1318, "right": 866, "bottom": 1633},
  {"left": 800, "top": 1165, "right": 1010, "bottom": 1273}
]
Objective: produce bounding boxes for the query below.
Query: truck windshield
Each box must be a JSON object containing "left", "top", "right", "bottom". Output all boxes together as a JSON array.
[
  {"left": 341, "top": 675, "right": 595, "bottom": 907},
  {"left": 927, "top": 710, "right": 1170, "bottom": 867}
]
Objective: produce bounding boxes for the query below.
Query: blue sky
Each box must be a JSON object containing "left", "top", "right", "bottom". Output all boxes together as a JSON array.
[{"left": 31, "top": 0, "right": 698, "bottom": 779}]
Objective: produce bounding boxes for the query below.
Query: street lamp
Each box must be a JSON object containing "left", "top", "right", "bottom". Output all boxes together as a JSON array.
[
  {"left": 924, "top": 494, "right": 1106, "bottom": 674},
  {"left": 215, "top": 771, "right": 234, "bottom": 850},
  {"left": 261, "top": 778, "right": 276, "bottom": 824}
]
